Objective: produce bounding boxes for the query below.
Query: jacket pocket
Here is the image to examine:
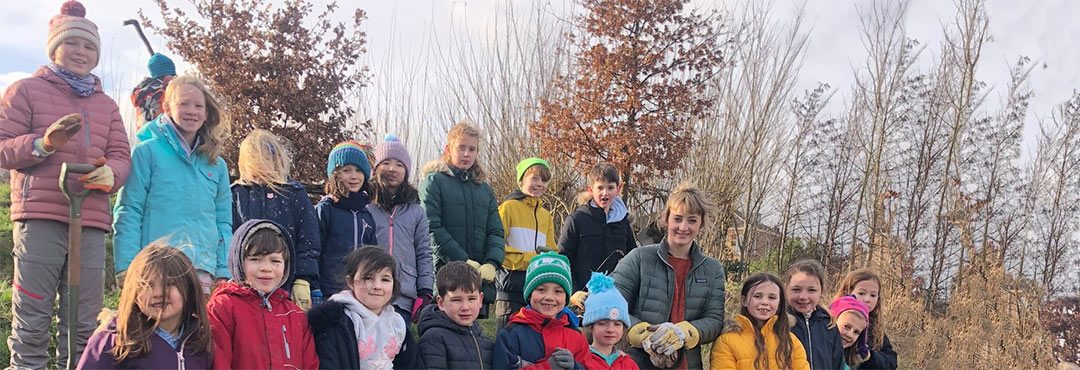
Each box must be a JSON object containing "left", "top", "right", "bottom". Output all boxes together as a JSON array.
[{"left": 19, "top": 169, "right": 32, "bottom": 202}]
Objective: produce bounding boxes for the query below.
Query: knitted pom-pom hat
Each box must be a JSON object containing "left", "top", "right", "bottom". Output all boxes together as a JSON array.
[
  {"left": 374, "top": 134, "right": 412, "bottom": 179},
  {"left": 523, "top": 252, "right": 573, "bottom": 303},
  {"left": 582, "top": 272, "right": 631, "bottom": 327},
  {"left": 47, "top": 1, "right": 101, "bottom": 64},
  {"left": 326, "top": 140, "right": 372, "bottom": 181}
]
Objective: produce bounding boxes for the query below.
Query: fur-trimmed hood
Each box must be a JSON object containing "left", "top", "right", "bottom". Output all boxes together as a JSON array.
[
  {"left": 421, "top": 159, "right": 486, "bottom": 184},
  {"left": 723, "top": 313, "right": 799, "bottom": 334}
]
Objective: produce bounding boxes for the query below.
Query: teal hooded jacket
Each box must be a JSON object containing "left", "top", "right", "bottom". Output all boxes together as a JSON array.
[{"left": 112, "top": 115, "right": 232, "bottom": 278}]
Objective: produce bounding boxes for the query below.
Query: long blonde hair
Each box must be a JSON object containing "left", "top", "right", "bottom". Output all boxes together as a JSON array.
[
  {"left": 835, "top": 268, "right": 887, "bottom": 350},
  {"left": 440, "top": 120, "right": 487, "bottom": 182},
  {"left": 163, "top": 75, "right": 229, "bottom": 163},
  {"left": 237, "top": 129, "right": 292, "bottom": 190},
  {"left": 113, "top": 241, "right": 211, "bottom": 361}
]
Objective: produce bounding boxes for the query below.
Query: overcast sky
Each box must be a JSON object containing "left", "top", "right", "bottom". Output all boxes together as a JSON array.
[{"left": 2, "top": 0, "right": 1077, "bottom": 155}]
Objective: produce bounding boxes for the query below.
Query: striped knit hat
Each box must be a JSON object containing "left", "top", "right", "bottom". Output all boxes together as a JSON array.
[
  {"left": 47, "top": 1, "right": 100, "bottom": 64},
  {"left": 326, "top": 140, "right": 372, "bottom": 181},
  {"left": 524, "top": 252, "right": 573, "bottom": 302}
]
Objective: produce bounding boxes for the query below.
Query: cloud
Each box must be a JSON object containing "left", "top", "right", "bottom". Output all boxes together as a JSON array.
[{"left": 0, "top": 72, "right": 32, "bottom": 93}]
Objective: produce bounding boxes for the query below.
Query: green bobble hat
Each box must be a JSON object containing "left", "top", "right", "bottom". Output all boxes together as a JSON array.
[{"left": 524, "top": 252, "right": 573, "bottom": 302}]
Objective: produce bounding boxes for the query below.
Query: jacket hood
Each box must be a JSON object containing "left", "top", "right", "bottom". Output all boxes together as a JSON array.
[
  {"left": 228, "top": 219, "right": 296, "bottom": 289},
  {"left": 724, "top": 314, "right": 789, "bottom": 335},
  {"left": 789, "top": 305, "right": 833, "bottom": 323},
  {"left": 504, "top": 190, "right": 544, "bottom": 206},
  {"left": 417, "top": 304, "right": 482, "bottom": 337},
  {"left": 575, "top": 196, "right": 629, "bottom": 224},
  {"left": 307, "top": 300, "right": 350, "bottom": 332},
  {"left": 421, "top": 159, "right": 486, "bottom": 184}
]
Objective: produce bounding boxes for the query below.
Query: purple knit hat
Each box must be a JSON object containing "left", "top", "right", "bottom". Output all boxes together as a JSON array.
[{"left": 374, "top": 134, "right": 412, "bottom": 179}]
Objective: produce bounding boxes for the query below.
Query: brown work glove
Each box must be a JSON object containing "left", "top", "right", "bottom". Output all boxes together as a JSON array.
[
  {"left": 43, "top": 113, "right": 83, "bottom": 151},
  {"left": 78, "top": 158, "right": 114, "bottom": 192}
]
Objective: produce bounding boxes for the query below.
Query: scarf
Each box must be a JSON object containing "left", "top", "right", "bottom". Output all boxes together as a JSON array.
[
  {"left": 334, "top": 191, "right": 370, "bottom": 212},
  {"left": 327, "top": 290, "right": 406, "bottom": 370},
  {"left": 46, "top": 63, "right": 97, "bottom": 98}
]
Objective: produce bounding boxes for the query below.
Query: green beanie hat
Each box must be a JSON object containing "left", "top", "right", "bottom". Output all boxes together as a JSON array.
[
  {"left": 524, "top": 252, "right": 573, "bottom": 302},
  {"left": 515, "top": 157, "right": 550, "bottom": 182}
]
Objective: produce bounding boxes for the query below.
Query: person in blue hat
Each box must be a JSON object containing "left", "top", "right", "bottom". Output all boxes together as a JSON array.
[{"left": 131, "top": 52, "right": 177, "bottom": 130}]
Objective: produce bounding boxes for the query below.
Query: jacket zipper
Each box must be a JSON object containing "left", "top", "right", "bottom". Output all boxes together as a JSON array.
[
  {"left": 532, "top": 202, "right": 539, "bottom": 253},
  {"left": 352, "top": 211, "right": 359, "bottom": 249},
  {"left": 804, "top": 312, "right": 814, "bottom": 369},
  {"left": 388, "top": 206, "right": 398, "bottom": 255},
  {"left": 177, "top": 333, "right": 187, "bottom": 370},
  {"left": 471, "top": 330, "right": 485, "bottom": 370},
  {"left": 80, "top": 107, "right": 90, "bottom": 163},
  {"left": 282, "top": 324, "right": 293, "bottom": 360}
]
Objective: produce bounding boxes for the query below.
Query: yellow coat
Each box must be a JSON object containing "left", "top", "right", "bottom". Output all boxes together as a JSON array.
[
  {"left": 498, "top": 192, "right": 557, "bottom": 271},
  {"left": 711, "top": 315, "right": 811, "bottom": 370}
]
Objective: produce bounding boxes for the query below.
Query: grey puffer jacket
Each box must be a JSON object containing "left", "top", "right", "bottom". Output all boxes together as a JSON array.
[
  {"left": 367, "top": 201, "right": 433, "bottom": 312},
  {"left": 612, "top": 239, "right": 726, "bottom": 369}
]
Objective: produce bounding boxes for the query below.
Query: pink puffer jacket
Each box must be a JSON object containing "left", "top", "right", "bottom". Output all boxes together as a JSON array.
[{"left": 0, "top": 66, "right": 131, "bottom": 231}]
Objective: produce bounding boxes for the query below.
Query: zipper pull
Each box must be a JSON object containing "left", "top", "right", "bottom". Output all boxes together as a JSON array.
[{"left": 282, "top": 324, "right": 292, "bottom": 360}]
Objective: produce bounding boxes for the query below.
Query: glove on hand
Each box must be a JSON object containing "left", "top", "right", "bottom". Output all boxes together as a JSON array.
[
  {"left": 43, "top": 113, "right": 82, "bottom": 151},
  {"left": 478, "top": 263, "right": 498, "bottom": 282},
  {"left": 292, "top": 279, "right": 312, "bottom": 310},
  {"left": 647, "top": 322, "right": 686, "bottom": 356},
  {"left": 675, "top": 321, "right": 701, "bottom": 349},
  {"left": 311, "top": 289, "right": 323, "bottom": 305},
  {"left": 547, "top": 348, "right": 575, "bottom": 370},
  {"left": 412, "top": 289, "right": 434, "bottom": 323},
  {"left": 569, "top": 291, "right": 588, "bottom": 310},
  {"left": 465, "top": 259, "right": 482, "bottom": 270},
  {"left": 78, "top": 158, "right": 113, "bottom": 192},
  {"left": 627, "top": 321, "right": 653, "bottom": 347}
]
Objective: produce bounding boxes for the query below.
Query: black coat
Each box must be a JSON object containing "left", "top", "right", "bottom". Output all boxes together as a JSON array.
[
  {"left": 858, "top": 332, "right": 898, "bottom": 370},
  {"left": 416, "top": 304, "right": 494, "bottom": 370},
  {"left": 557, "top": 204, "right": 637, "bottom": 292},
  {"left": 789, "top": 307, "right": 845, "bottom": 370},
  {"left": 307, "top": 301, "right": 360, "bottom": 370}
]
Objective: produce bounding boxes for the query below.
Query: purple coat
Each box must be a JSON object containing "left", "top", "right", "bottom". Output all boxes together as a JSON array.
[{"left": 77, "top": 318, "right": 211, "bottom": 369}]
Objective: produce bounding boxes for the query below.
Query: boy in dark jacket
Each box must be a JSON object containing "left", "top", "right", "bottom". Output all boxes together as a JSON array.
[
  {"left": 559, "top": 162, "right": 637, "bottom": 307},
  {"left": 417, "top": 261, "right": 495, "bottom": 369},
  {"left": 493, "top": 252, "right": 590, "bottom": 370}
]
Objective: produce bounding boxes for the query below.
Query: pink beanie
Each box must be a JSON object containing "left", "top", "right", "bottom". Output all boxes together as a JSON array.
[
  {"left": 829, "top": 295, "right": 870, "bottom": 320},
  {"left": 374, "top": 134, "right": 412, "bottom": 179},
  {"left": 47, "top": 1, "right": 101, "bottom": 64}
]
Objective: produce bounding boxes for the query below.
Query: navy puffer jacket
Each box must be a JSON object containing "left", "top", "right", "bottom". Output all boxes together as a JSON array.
[{"left": 231, "top": 180, "right": 321, "bottom": 288}]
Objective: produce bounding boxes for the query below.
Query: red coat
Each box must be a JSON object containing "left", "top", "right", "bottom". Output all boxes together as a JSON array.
[
  {"left": 493, "top": 307, "right": 590, "bottom": 370},
  {"left": 0, "top": 66, "right": 131, "bottom": 231},
  {"left": 581, "top": 349, "right": 640, "bottom": 370},
  {"left": 207, "top": 281, "right": 319, "bottom": 369}
]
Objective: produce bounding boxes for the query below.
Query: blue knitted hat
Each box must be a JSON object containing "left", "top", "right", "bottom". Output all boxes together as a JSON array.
[
  {"left": 147, "top": 53, "right": 176, "bottom": 78},
  {"left": 582, "top": 272, "right": 631, "bottom": 327},
  {"left": 326, "top": 140, "right": 371, "bottom": 181}
]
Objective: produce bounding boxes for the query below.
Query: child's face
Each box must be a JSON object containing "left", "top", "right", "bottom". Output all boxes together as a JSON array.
[
  {"left": 836, "top": 311, "right": 867, "bottom": 348},
  {"left": 529, "top": 282, "right": 566, "bottom": 318},
  {"left": 519, "top": 170, "right": 548, "bottom": 198},
  {"left": 590, "top": 319, "right": 625, "bottom": 348},
  {"left": 589, "top": 180, "right": 621, "bottom": 210},
  {"left": 52, "top": 37, "right": 98, "bottom": 76},
  {"left": 337, "top": 164, "right": 366, "bottom": 193},
  {"left": 743, "top": 281, "right": 781, "bottom": 322},
  {"left": 349, "top": 266, "right": 394, "bottom": 315},
  {"left": 242, "top": 251, "right": 286, "bottom": 294},
  {"left": 665, "top": 205, "right": 702, "bottom": 250},
  {"left": 135, "top": 279, "right": 184, "bottom": 330},
  {"left": 436, "top": 288, "right": 483, "bottom": 327},
  {"left": 786, "top": 272, "right": 822, "bottom": 314},
  {"left": 851, "top": 279, "right": 880, "bottom": 312},
  {"left": 164, "top": 84, "right": 207, "bottom": 140},
  {"left": 446, "top": 135, "right": 479, "bottom": 170},
  {"left": 376, "top": 158, "right": 407, "bottom": 187}
]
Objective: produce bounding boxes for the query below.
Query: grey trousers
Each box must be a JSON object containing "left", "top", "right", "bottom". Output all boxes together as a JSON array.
[{"left": 7, "top": 220, "right": 105, "bottom": 370}]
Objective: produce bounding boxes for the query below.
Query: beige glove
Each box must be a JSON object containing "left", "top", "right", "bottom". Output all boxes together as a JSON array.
[
  {"left": 78, "top": 157, "right": 114, "bottom": 192},
  {"left": 675, "top": 321, "right": 701, "bottom": 349},
  {"left": 647, "top": 322, "right": 686, "bottom": 355},
  {"left": 627, "top": 321, "right": 653, "bottom": 347},
  {"left": 569, "top": 291, "right": 589, "bottom": 310},
  {"left": 478, "top": 263, "right": 497, "bottom": 282},
  {"left": 43, "top": 113, "right": 82, "bottom": 151},
  {"left": 465, "top": 259, "right": 482, "bottom": 270},
  {"left": 642, "top": 336, "right": 680, "bottom": 368},
  {"left": 292, "top": 279, "right": 312, "bottom": 311}
]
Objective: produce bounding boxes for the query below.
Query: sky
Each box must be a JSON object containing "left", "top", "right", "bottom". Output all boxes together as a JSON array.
[{"left": 1, "top": 0, "right": 1078, "bottom": 156}]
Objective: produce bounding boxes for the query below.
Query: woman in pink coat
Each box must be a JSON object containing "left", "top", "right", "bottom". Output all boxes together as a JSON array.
[{"left": 0, "top": 1, "right": 131, "bottom": 367}]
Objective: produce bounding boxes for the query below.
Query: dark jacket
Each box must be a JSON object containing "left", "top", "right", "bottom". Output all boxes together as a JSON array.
[
  {"left": 232, "top": 180, "right": 321, "bottom": 288},
  {"left": 417, "top": 304, "right": 495, "bottom": 370},
  {"left": 492, "top": 307, "right": 589, "bottom": 370},
  {"left": 558, "top": 202, "right": 637, "bottom": 292},
  {"left": 612, "top": 239, "right": 726, "bottom": 369},
  {"left": 307, "top": 300, "right": 361, "bottom": 370},
  {"left": 857, "top": 332, "right": 897, "bottom": 370},
  {"left": 314, "top": 194, "right": 378, "bottom": 295},
  {"left": 419, "top": 160, "right": 505, "bottom": 303},
  {"left": 77, "top": 317, "right": 211, "bottom": 369},
  {"left": 789, "top": 306, "right": 845, "bottom": 370}
]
